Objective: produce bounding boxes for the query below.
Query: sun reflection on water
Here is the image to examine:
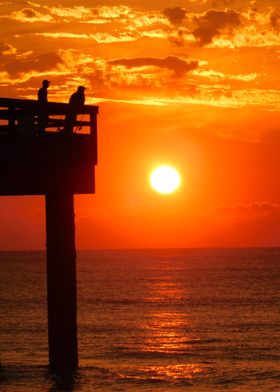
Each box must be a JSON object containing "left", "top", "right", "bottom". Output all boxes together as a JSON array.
[
  {"left": 119, "top": 363, "right": 204, "bottom": 382},
  {"left": 140, "top": 270, "right": 204, "bottom": 381},
  {"left": 143, "top": 310, "right": 193, "bottom": 354}
]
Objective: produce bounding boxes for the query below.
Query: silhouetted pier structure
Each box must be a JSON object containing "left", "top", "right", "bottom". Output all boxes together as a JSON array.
[{"left": 0, "top": 97, "right": 98, "bottom": 372}]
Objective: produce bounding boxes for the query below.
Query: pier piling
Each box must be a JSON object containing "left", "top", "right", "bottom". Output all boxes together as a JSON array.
[
  {"left": 45, "top": 193, "right": 78, "bottom": 372},
  {"left": 0, "top": 97, "right": 98, "bottom": 372}
]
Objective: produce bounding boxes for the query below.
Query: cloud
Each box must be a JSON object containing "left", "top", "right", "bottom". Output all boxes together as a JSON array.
[
  {"left": 109, "top": 56, "right": 199, "bottom": 77},
  {"left": 0, "top": 4, "right": 279, "bottom": 111},
  {"left": 5, "top": 52, "right": 63, "bottom": 76},
  {"left": 270, "top": 12, "right": 280, "bottom": 30},
  {"left": 9, "top": 7, "right": 53, "bottom": 23},
  {"left": 216, "top": 201, "right": 280, "bottom": 219},
  {"left": 95, "top": 5, "right": 132, "bottom": 19},
  {"left": 35, "top": 32, "right": 97, "bottom": 40},
  {"left": 94, "top": 32, "right": 136, "bottom": 43},
  {"left": 35, "top": 31, "right": 137, "bottom": 43},
  {"left": 163, "top": 7, "right": 187, "bottom": 24},
  {"left": 169, "top": 27, "right": 196, "bottom": 46},
  {"left": 0, "top": 42, "right": 16, "bottom": 57},
  {"left": 0, "top": 43, "right": 278, "bottom": 111},
  {"left": 1, "top": 47, "right": 277, "bottom": 111},
  {"left": 3, "top": 3, "right": 280, "bottom": 51},
  {"left": 192, "top": 68, "right": 258, "bottom": 82},
  {"left": 193, "top": 8, "right": 242, "bottom": 45},
  {"left": 48, "top": 5, "right": 93, "bottom": 20},
  {"left": 3, "top": 4, "right": 135, "bottom": 25}
]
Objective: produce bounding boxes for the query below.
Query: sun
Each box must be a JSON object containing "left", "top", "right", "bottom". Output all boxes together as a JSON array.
[{"left": 150, "top": 165, "right": 181, "bottom": 194}]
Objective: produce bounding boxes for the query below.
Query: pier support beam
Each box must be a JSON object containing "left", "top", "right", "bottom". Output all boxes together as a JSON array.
[{"left": 45, "top": 193, "right": 78, "bottom": 372}]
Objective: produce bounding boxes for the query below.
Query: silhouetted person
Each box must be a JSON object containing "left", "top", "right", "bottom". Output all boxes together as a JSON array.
[
  {"left": 69, "top": 86, "right": 86, "bottom": 106},
  {"left": 38, "top": 79, "right": 50, "bottom": 103},
  {"left": 37, "top": 79, "right": 50, "bottom": 134},
  {"left": 64, "top": 86, "right": 86, "bottom": 135}
]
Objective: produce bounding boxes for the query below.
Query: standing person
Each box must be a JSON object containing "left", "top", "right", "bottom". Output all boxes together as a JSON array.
[
  {"left": 64, "top": 86, "right": 86, "bottom": 134},
  {"left": 38, "top": 79, "right": 50, "bottom": 103},
  {"left": 37, "top": 79, "right": 50, "bottom": 134}
]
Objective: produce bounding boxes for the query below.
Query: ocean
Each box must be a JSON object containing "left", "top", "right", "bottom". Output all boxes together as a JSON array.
[{"left": 1, "top": 248, "right": 280, "bottom": 391}]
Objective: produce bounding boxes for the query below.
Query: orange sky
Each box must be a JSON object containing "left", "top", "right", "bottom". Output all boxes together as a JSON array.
[{"left": 0, "top": 0, "right": 279, "bottom": 249}]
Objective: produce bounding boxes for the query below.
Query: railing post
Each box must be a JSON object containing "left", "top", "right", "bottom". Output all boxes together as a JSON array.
[
  {"left": 90, "top": 112, "right": 98, "bottom": 165},
  {"left": 8, "top": 105, "right": 16, "bottom": 134}
]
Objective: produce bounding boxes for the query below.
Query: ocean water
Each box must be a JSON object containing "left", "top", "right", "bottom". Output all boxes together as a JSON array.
[{"left": 1, "top": 248, "right": 280, "bottom": 391}]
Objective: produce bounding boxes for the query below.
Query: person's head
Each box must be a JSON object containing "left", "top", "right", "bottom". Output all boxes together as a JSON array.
[
  {"left": 42, "top": 80, "right": 50, "bottom": 88},
  {"left": 77, "top": 86, "right": 86, "bottom": 93}
]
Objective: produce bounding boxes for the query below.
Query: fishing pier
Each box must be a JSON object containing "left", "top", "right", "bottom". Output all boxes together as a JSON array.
[{"left": 0, "top": 97, "right": 98, "bottom": 372}]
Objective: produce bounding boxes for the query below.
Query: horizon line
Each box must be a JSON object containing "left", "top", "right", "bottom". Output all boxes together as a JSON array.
[{"left": 0, "top": 245, "right": 279, "bottom": 252}]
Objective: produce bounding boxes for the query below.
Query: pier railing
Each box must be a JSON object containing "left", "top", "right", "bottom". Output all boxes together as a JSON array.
[{"left": 0, "top": 97, "right": 98, "bottom": 136}]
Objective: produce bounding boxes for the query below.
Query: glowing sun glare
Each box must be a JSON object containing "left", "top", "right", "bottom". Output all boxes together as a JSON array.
[{"left": 150, "top": 165, "right": 181, "bottom": 194}]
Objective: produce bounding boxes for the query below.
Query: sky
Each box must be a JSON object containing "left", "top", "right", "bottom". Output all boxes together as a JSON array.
[{"left": 0, "top": 0, "right": 279, "bottom": 249}]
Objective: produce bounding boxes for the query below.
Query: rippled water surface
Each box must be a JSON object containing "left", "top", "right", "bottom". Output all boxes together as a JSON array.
[{"left": 1, "top": 248, "right": 280, "bottom": 391}]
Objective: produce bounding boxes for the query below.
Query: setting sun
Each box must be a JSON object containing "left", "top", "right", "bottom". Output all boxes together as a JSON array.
[{"left": 150, "top": 165, "right": 181, "bottom": 195}]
